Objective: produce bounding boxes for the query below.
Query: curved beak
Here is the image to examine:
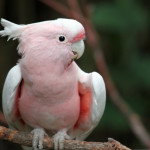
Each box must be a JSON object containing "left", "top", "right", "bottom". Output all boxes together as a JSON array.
[
  {"left": 71, "top": 40, "right": 85, "bottom": 60},
  {"left": 71, "top": 30, "right": 85, "bottom": 60}
]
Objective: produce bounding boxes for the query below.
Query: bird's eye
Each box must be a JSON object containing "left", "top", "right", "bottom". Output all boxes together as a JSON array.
[
  {"left": 57, "top": 35, "right": 68, "bottom": 43},
  {"left": 59, "top": 36, "right": 65, "bottom": 42}
]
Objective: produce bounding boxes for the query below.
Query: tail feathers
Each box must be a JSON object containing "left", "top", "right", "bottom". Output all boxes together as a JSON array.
[{"left": 0, "top": 18, "right": 25, "bottom": 40}]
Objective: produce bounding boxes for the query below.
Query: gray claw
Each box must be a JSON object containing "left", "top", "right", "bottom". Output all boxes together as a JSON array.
[
  {"left": 53, "top": 129, "right": 70, "bottom": 150},
  {"left": 31, "top": 128, "right": 46, "bottom": 150}
]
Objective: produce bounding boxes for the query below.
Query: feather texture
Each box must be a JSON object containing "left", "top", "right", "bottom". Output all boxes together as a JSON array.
[
  {"left": 71, "top": 67, "right": 106, "bottom": 140},
  {"left": 0, "top": 18, "right": 25, "bottom": 40},
  {"left": 2, "top": 65, "right": 26, "bottom": 130},
  {"left": 1, "top": 18, "right": 106, "bottom": 150}
]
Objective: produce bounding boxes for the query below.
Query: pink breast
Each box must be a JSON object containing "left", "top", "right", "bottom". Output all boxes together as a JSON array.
[
  {"left": 18, "top": 62, "right": 80, "bottom": 130},
  {"left": 19, "top": 86, "right": 80, "bottom": 130}
]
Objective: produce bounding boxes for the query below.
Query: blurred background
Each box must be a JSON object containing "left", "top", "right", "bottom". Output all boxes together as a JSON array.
[{"left": 0, "top": 0, "right": 150, "bottom": 149}]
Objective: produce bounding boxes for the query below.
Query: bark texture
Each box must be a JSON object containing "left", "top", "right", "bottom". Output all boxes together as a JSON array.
[{"left": 0, "top": 125, "right": 131, "bottom": 150}]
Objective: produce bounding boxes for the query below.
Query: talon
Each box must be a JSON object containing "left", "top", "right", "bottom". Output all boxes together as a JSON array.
[
  {"left": 53, "top": 129, "right": 70, "bottom": 150},
  {"left": 31, "top": 128, "right": 46, "bottom": 150}
]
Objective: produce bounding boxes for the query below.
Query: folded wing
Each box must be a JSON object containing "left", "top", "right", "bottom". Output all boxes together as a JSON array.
[
  {"left": 72, "top": 67, "right": 106, "bottom": 140},
  {"left": 2, "top": 65, "right": 26, "bottom": 130}
]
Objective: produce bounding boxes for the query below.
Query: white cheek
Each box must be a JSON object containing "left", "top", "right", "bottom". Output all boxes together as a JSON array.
[{"left": 72, "top": 40, "right": 85, "bottom": 59}]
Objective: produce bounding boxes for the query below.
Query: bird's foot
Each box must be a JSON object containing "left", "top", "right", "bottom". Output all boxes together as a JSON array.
[
  {"left": 53, "top": 129, "right": 70, "bottom": 150},
  {"left": 31, "top": 128, "right": 47, "bottom": 150}
]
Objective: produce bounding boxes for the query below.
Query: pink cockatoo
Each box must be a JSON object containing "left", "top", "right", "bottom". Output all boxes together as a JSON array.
[{"left": 0, "top": 18, "right": 106, "bottom": 150}]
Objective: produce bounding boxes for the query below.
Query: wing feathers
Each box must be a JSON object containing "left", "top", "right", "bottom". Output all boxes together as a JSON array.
[
  {"left": 2, "top": 65, "right": 22, "bottom": 128},
  {"left": 72, "top": 67, "right": 106, "bottom": 140},
  {"left": 91, "top": 72, "right": 106, "bottom": 123}
]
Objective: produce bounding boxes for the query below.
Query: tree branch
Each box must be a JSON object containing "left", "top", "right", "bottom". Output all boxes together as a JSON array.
[
  {"left": 38, "top": 0, "right": 150, "bottom": 148},
  {"left": 0, "top": 125, "right": 131, "bottom": 150}
]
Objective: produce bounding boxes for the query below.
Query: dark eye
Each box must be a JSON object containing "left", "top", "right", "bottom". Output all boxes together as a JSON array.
[
  {"left": 59, "top": 36, "right": 65, "bottom": 42},
  {"left": 57, "top": 35, "right": 68, "bottom": 43}
]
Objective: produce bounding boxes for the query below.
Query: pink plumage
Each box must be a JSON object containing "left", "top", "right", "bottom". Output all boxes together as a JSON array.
[{"left": 1, "top": 18, "right": 106, "bottom": 150}]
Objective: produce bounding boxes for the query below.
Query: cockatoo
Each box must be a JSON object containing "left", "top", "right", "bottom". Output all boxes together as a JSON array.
[{"left": 0, "top": 18, "right": 106, "bottom": 150}]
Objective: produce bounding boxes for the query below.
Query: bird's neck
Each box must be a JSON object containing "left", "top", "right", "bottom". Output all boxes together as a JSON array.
[{"left": 20, "top": 47, "right": 74, "bottom": 76}]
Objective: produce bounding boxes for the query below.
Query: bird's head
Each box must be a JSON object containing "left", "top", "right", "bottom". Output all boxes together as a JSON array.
[
  {"left": 0, "top": 18, "right": 85, "bottom": 64},
  {"left": 50, "top": 18, "right": 85, "bottom": 60}
]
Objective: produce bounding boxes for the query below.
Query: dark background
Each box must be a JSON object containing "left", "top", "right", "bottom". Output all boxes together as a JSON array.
[{"left": 0, "top": 0, "right": 150, "bottom": 149}]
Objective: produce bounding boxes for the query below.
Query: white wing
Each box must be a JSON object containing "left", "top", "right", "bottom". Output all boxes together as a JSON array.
[
  {"left": 2, "top": 64, "right": 25, "bottom": 129},
  {"left": 71, "top": 66, "right": 106, "bottom": 140}
]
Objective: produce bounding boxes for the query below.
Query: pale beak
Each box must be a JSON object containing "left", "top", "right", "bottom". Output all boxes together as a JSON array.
[{"left": 71, "top": 40, "right": 85, "bottom": 60}]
